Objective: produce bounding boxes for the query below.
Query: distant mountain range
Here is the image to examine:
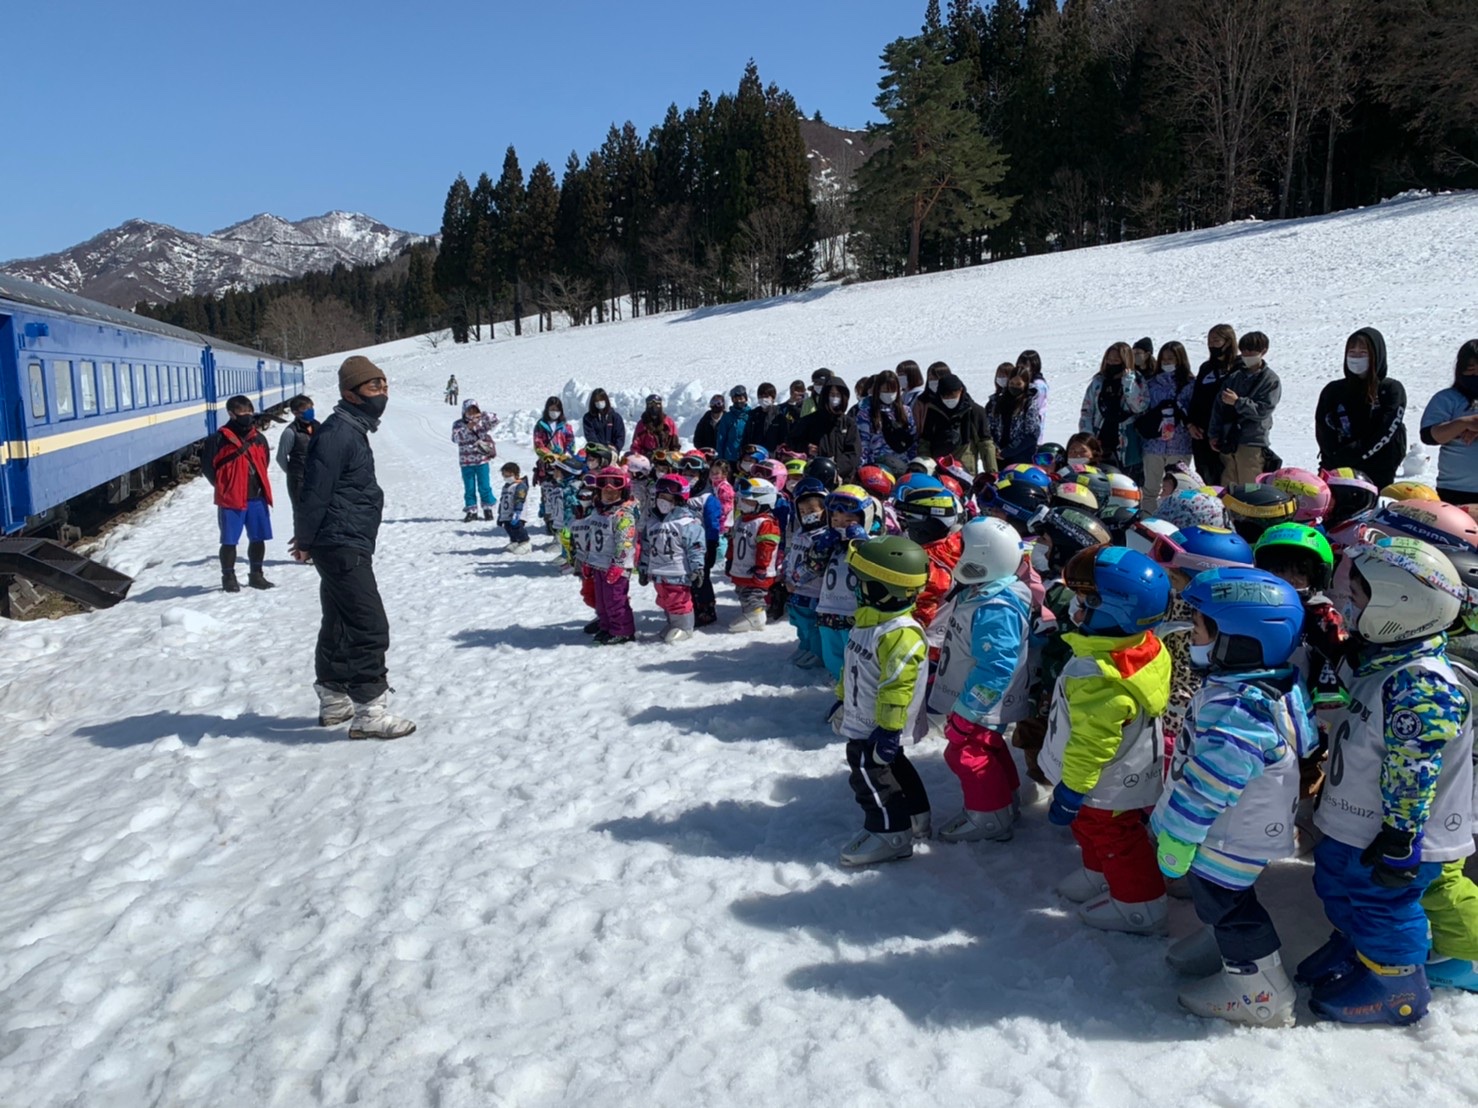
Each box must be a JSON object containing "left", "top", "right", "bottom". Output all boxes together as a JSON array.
[{"left": 0, "top": 212, "right": 430, "bottom": 307}]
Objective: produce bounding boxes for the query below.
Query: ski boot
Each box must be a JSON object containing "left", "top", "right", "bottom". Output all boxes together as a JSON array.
[
  {"left": 1310, "top": 955, "right": 1430, "bottom": 1025},
  {"left": 936, "top": 807, "right": 1014, "bottom": 844},
  {"left": 839, "top": 829, "right": 913, "bottom": 867},
  {"left": 910, "top": 811, "right": 933, "bottom": 842},
  {"left": 1178, "top": 952, "right": 1296, "bottom": 1027},
  {"left": 663, "top": 611, "right": 696, "bottom": 644},
  {"left": 1078, "top": 893, "right": 1168, "bottom": 935},
  {"left": 728, "top": 609, "right": 766, "bottom": 633},
  {"left": 796, "top": 651, "right": 823, "bottom": 669},
  {"left": 1425, "top": 955, "right": 1478, "bottom": 992},
  {"left": 347, "top": 693, "right": 417, "bottom": 740},
  {"left": 1295, "top": 930, "right": 1357, "bottom": 988},
  {"left": 1056, "top": 867, "right": 1109, "bottom": 903},
  {"left": 315, "top": 683, "right": 354, "bottom": 727}
]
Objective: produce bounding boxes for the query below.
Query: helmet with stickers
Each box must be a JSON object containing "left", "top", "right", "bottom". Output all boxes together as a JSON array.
[
  {"left": 1105, "top": 473, "right": 1143, "bottom": 512},
  {"left": 856, "top": 465, "right": 897, "bottom": 500},
  {"left": 1335, "top": 536, "right": 1466, "bottom": 644},
  {"left": 1157, "top": 488, "right": 1228, "bottom": 532},
  {"left": 1380, "top": 481, "right": 1439, "bottom": 503},
  {"left": 826, "top": 484, "right": 877, "bottom": 534},
  {"left": 1037, "top": 508, "right": 1112, "bottom": 575},
  {"left": 1253, "top": 521, "right": 1336, "bottom": 591},
  {"left": 1148, "top": 525, "right": 1255, "bottom": 575},
  {"left": 1259, "top": 467, "right": 1332, "bottom": 524},
  {"left": 1371, "top": 500, "right": 1478, "bottom": 552},
  {"left": 1182, "top": 567, "right": 1306, "bottom": 669},
  {"left": 735, "top": 476, "right": 778, "bottom": 510},
  {"left": 1053, "top": 480, "right": 1099, "bottom": 513},
  {"left": 1222, "top": 483, "right": 1297, "bottom": 543},
  {"left": 654, "top": 474, "right": 691, "bottom": 501},
  {"left": 1320, "top": 467, "right": 1380, "bottom": 526},
  {"left": 847, "top": 536, "right": 930, "bottom": 609}
]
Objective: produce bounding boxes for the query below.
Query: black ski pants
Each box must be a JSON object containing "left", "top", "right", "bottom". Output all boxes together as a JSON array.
[
  {"left": 312, "top": 546, "right": 390, "bottom": 704},
  {"left": 846, "top": 740, "right": 930, "bottom": 834}
]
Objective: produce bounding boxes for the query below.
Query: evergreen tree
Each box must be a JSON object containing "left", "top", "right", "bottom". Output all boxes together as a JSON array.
[
  {"left": 523, "top": 160, "right": 560, "bottom": 331},
  {"left": 493, "top": 146, "right": 527, "bottom": 335},
  {"left": 433, "top": 174, "right": 474, "bottom": 342},
  {"left": 467, "top": 173, "right": 498, "bottom": 339}
]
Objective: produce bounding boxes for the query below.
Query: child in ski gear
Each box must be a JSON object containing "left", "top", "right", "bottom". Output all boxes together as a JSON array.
[
  {"left": 929, "top": 517, "right": 1033, "bottom": 843},
  {"left": 1043, "top": 545, "right": 1172, "bottom": 935},
  {"left": 725, "top": 476, "right": 781, "bottom": 633},
  {"left": 836, "top": 536, "right": 934, "bottom": 866},
  {"left": 711, "top": 460, "right": 736, "bottom": 561},
  {"left": 681, "top": 453, "right": 725, "bottom": 627},
  {"left": 811, "top": 485, "right": 875, "bottom": 681},
  {"left": 205, "top": 394, "right": 275, "bottom": 592},
  {"left": 893, "top": 479, "right": 965, "bottom": 644},
  {"left": 1151, "top": 568, "right": 1316, "bottom": 1026},
  {"left": 784, "top": 478, "right": 830, "bottom": 667},
  {"left": 640, "top": 474, "right": 706, "bottom": 643},
  {"left": 452, "top": 399, "right": 499, "bottom": 521},
  {"left": 586, "top": 466, "right": 639, "bottom": 645},
  {"left": 551, "top": 458, "right": 587, "bottom": 567},
  {"left": 570, "top": 483, "right": 600, "bottom": 626},
  {"left": 1303, "top": 536, "right": 1474, "bottom": 1025},
  {"left": 497, "top": 463, "right": 531, "bottom": 553}
]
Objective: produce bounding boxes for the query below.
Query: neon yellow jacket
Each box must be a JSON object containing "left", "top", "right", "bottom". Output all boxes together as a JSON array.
[{"left": 836, "top": 605, "right": 928, "bottom": 732}]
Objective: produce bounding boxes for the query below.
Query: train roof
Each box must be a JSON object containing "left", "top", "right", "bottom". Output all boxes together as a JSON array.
[{"left": 0, "top": 272, "right": 301, "bottom": 367}]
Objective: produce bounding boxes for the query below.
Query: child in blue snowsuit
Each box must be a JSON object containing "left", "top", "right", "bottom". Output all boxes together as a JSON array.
[{"left": 784, "top": 479, "right": 829, "bottom": 667}]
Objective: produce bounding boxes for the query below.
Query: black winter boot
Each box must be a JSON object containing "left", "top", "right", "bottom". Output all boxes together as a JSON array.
[
  {"left": 221, "top": 546, "right": 240, "bottom": 592},
  {"left": 463, "top": 508, "right": 478, "bottom": 523},
  {"left": 483, "top": 507, "right": 495, "bottom": 521},
  {"left": 248, "top": 566, "right": 275, "bottom": 590}
]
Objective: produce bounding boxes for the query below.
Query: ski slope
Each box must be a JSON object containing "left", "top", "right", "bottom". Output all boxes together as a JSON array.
[{"left": 2, "top": 195, "right": 1478, "bottom": 1108}]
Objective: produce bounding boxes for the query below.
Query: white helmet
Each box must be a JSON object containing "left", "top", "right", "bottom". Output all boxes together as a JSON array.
[
  {"left": 1127, "top": 516, "right": 1180, "bottom": 556},
  {"left": 954, "top": 517, "right": 1024, "bottom": 585},
  {"left": 624, "top": 452, "right": 652, "bottom": 477},
  {"left": 1106, "top": 472, "right": 1143, "bottom": 511},
  {"left": 735, "top": 476, "right": 778, "bottom": 510},
  {"left": 1335, "top": 536, "right": 1465, "bottom": 644}
]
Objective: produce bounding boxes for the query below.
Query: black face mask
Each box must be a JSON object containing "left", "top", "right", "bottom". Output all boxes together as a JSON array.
[
  {"left": 230, "top": 414, "right": 253, "bottom": 434},
  {"left": 1104, "top": 363, "right": 1124, "bottom": 377},
  {"left": 1457, "top": 375, "right": 1478, "bottom": 400},
  {"left": 357, "top": 393, "right": 388, "bottom": 419}
]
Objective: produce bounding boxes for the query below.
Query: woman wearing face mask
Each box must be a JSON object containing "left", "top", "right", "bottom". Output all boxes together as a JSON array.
[
  {"left": 533, "top": 396, "right": 576, "bottom": 533},
  {"left": 1137, "top": 342, "right": 1196, "bottom": 513},
  {"left": 1078, "top": 342, "right": 1148, "bottom": 474},
  {"left": 1420, "top": 340, "right": 1478, "bottom": 505},
  {"left": 1017, "top": 350, "right": 1049, "bottom": 428},
  {"left": 1314, "top": 327, "right": 1408, "bottom": 489},
  {"left": 693, "top": 394, "right": 726, "bottom": 452},
  {"left": 856, "top": 369, "right": 918, "bottom": 472},
  {"left": 985, "top": 366, "right": 1042, "bottom": 467},
  {"left": 582, "top": 388, "right": 626, "bottom": 452},
  {"left": 631, "top": 393, "right": 680, "bottom": 455},
  {"left": 912, "top": 361, "right": 952, "bottom": 435},
  {"left": 787, "top": 380, "right": 861, "bottom": 479},
  {"left": 1188, "top": 324, "right": 1238, "bottom": 486}
]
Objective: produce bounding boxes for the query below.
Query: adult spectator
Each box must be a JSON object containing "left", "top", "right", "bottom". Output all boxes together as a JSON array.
[
  {"left": 451, "top": 398, "right": 499, "bottom": 522},
  {"left": 801, "top": 368, "right": 833, "bottom": 417},
  {"left": 1016, "top": 350, "right": 1049, "bottom": 428},
  {"left": 1420, "top": 339, "right": 1478, "bottom": 505},
  {"left": 898, "top": 360, "right": 925, "bottom": 409},
  {"left": 918, "top": 372, "right": 993, "bottom": 474},
  {"left": 742, "top": 381, "right": 787, "bottom": 453},
  {"left": 849, "top": 376, "right": 873, "bottom": 417},
  {"left": 631, "top": 394, "right": 680, "bottom": 455},
  {"left": 532, "top": 396, "right": 576, "bottom": 532},
  {"left": 778, "top": 379, "right": 809, "bottom": 441},
  {"left": 1209, "top": 331, "right": 1281, "bottom": 486},
  {"left": 985, "top": 364, "right": 1042, "bottom": 467},
  {"left": 856, "top": 369, "right": 918, "bottom": 472},
  {"left": 789, "top": 378, "right": 860, "bottom": 478},
  {"left": 582, "top": 388, "right": 626, "bottom": 452},
  {"left": 715, "top": 385, "right": 752, "bottom": 462},
  {"left": 693, "top": 394, "right": 725, "bottom": 452},
  {"left": 292, "top": 356, "right": 415, "bottom": 740},
  {"left": 206, "top": 394, "right": 275, "bottom": 593},
  {"left": 1131, "top": 337, "right": 1155, "bottom": 375},
  {"left": 1137, "top": 342, "right": 1195, "bottom": 512},
  {"left": 1315, "top": 327, "right": 1409, "bottom": 489},
  {"left": 276, "top": 394, "right": 319, "bottom": 511},
  {"left": 912, "top": 361, "right": 952, "bottom": 434},
  {"left": 1188, "top": 324, "right": 1237, "bottom": 485},
  {"left": 1079, "top": 342, "right": 1148, "bottom": 472}
]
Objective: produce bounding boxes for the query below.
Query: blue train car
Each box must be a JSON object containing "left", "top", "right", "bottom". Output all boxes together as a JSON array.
[{"left": 0, "top": 274, "right": 304, "bottom": 535}]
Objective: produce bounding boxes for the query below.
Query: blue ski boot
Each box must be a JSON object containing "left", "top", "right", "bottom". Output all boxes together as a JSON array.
[
  {"left": 1294, "top": 930, "right": 1357, "bottom": 987},
  {"left": 1426, "top": 955, "right": 1478, "bottom": 992},
  {"left": 1309, "top": 955, "right": 1430, "bottom": 1026}
]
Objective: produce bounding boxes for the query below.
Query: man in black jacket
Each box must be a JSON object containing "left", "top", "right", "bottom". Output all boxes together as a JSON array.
[
  {"left": 276, "top": 394, "right": 319, "bottom": 509},
  {"left": 292, "top": 356, "right": 415, "bottom": 740},
  {"left": 787, "top": 379, "right": 861, "bottom": 479},
  {"left": 741, "top": 381, "right": 787, "bottom": 453}
]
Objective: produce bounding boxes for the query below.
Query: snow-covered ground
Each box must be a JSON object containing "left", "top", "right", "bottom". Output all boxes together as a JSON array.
[{"left": 3, "top": 195, "right": 1478, "bottom": 1107}]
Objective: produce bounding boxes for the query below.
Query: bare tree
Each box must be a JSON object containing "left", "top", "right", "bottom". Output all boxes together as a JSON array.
[
  {"left": 735, "top": 205, "right": 809, "bottom": 299},
  {"left": 543, "top": 272, "right": 595, "bottom": 327},
  {"left": 260, "top": 293, "right": 367, "bottom": 359}
]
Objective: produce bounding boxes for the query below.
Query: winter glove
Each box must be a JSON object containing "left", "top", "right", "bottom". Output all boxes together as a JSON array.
[
  {"left": 638, "top": 571, "right": 650, "bottom": 587},
  {"left": 826, "top": 699, "right": 846, "bottom": 736},
  {"left": 580, "top": 564, "right": 594, "bottom": 581},
  {"left": 1361, "top": 826, "right": 1423, "bottom": 888},
  {"left": 943, "top": 712, "right": 988, "bottom": 747},
  {"left": 812, "top": 529, "right": 839, "bottom": 559},
  {"left": 842, "top": 524, "right": 869, "bottom": 545},
  {"left": 868, "top": 725, "right": 902, "bottom": 764},
  {"left": 605, "top": 565, "right": 626, "bottom": 585},
  {"left": 688, "top": 571, "right": 704, "bottom": 588},
  {"left": 1047, "top": 782, "right": 1086, "bottom": 827},
  {"left": 1155, "top": 829, "right": 1198, "bottom": 879}
]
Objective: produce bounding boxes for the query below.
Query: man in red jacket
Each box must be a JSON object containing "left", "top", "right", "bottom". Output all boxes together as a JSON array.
[{"left": 204, "top": 394, "right": 275, "bottom": 592}]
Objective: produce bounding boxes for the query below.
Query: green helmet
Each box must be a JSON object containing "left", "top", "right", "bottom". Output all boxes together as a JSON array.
[
  {"left": 1253, "top": 522, "right": 1335, "bottom": 590},
  {"left": 847, "top": 536, "right": 929, "bottom": 608}
]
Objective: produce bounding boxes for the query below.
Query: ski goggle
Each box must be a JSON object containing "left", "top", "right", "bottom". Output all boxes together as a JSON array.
[
  {"left": 1033, "top": 449, "right": 1061, "bottom": 468},
  {"left": 586, "top": 474, "right": 629, "bottom": 490},
  {"left": 1148, "top": 533, "right": 1245, "bottom": 573}
]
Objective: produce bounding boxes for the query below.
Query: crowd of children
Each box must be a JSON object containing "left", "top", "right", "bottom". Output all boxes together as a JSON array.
[{"left": 466, "top": 353, "right": 1478, "bottom": 1031}]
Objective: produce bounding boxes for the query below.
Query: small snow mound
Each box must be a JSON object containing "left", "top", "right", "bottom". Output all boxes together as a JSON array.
[
  {"left": 1399, "top": 445, "right": 1429, "bottom": 477},
  {"left": 160, "top": 608, "right": 223, "bottom": 634}
]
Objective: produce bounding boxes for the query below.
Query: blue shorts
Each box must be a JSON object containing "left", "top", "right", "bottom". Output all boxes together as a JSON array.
[{"left": 219, "top": 499, "right": 273, "bottom": 545}]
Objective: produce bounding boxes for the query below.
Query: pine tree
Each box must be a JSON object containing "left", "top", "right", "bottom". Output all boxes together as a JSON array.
[
  {"left": 467, "top": 173, "right": 498, "bottom": 338},
  {"left": 433, "top": 174, "right": 474, "bottom": 342},
  {"left": 523, "top": 160, "right": 560, "bottom": 331},
  {"left": 493, "top": 146, "right": 526, "bottom": 335}
]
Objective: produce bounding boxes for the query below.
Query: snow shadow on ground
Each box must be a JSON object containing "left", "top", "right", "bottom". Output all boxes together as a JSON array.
[
  {"left": 128, "top": 584, "right": 217, "bottom": 603},
  {"left": 76, "top": 711, "right": 331, "bottom": 748},
  {"left": 626, "top": 693, "right": 836, "bottom": 749},
  {"left": 633, "top": 648, "right": 835, "bottom": 692},
  {"left": 596, "top": 774, "right": 845, "bottom": 864},
  {"left": 451, "top": 621, "right": 592, "bottom": 651},
  {"left": 667, "top": 284, "right": 837, "bottom": 325}
]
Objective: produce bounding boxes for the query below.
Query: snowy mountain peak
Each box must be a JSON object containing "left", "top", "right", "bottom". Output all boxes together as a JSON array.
[{"left": 1, "top": 212, "right": 429, "bottom": 307}]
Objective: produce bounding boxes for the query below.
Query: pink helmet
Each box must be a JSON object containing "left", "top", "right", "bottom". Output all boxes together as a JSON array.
[
  {"left": 654, "top": 474, "right": 691, "bottom": 500},
  {"left": 765, "top": 458, "right": 789, "bottom": 492},
  {"left": 1260, "top": 467, "right": 1332, "bottom": 524},
  {"left": 624, "top": 452, "right": 651, "bottom": 477},
  {"left": 588, "top": 464, "right": 630, "bottom": 491},
  {"left": 1371, "top": 500, "right": 1478, "bottom": 552}
]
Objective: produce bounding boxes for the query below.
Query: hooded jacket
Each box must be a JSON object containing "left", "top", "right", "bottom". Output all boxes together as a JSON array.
[
  {"left": 917, "top": 386, "right": 989, "bottom": 464},
  {"left": 788, "top": 382, "right": 861, "bottom": 478},
  {"left": 1314, "top": 327, "right": 1408, "bottom": 487}
]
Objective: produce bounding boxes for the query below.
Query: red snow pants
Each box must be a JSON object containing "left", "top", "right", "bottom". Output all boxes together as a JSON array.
[{"left": 1071, "top": 807, "right": 1165, "bottom": 903}]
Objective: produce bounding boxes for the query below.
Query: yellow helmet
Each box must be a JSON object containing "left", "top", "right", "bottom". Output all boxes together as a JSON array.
[{"left": 1381, "top": 481, "right": 1439, "bottom": 503}]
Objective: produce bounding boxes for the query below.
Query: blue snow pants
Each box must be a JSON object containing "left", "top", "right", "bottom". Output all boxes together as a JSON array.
[
  {"left": 788, "top": 597, "right": 821, "bottom": 657},
  {"left": 1313, "top": 837, "right": 1443, "bottom": 967},
  {"left": 461, "top": 463, "right": 495, "bottom": 509}
]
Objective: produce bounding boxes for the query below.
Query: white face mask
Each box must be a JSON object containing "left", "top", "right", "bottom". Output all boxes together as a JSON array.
[
  {"left": 1189, "top": 641, "right": 1214, "bottom": 670},
  {"left": 801, "top": 510, "right": 824, "bottom": 526},
  {"left": 1242, "top": 355, "right": 1263, "bottom": 369},
  {"left": 1347, "top": 355, "right": 1371, "bottom": 377},
  {"left": 1030, "top": 544, "right": 1050, "bottom": 573},
  {"left": 1069, "top": 595, "right": 1086, "bottom": 625},
  {"left": 595, "top": 400, "right": 607, "bottom": 410},
  {"left": 995, "top": 375, "right": 1009, "bottom": 389},
  {"left": 927, "top": 379, "right": 940, "bottom": 392},
  {"left": 829, "top": 395, "right": 842, "bottom": 410},
  {"left": 740, "top": 499, "right": 760, "bottom": 514},
  {"left": 942, "top": 395, "right": 961, "bottom": 410},
  {"left": 655, "top": 498, "right": 675, "bottom": 515},
  {"left": 879, "top": 391, "right": 898, "bottom": 405},
  {"left": 547, "top": 409, "right": 561, "bottom": 420},
  {"left": 759, "top": 397, "right": 774, "bottom": 409},
  {"left": 1160, "top": 361, "right": 1177, "bottom": 373}
]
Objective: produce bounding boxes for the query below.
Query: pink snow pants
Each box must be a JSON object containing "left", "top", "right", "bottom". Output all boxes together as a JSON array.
[
  {"left": 654, "top": 582, "right": 693, "bottom": 616},
  {"left": 943, "top": 722, "right": 1020, "bottom": 812}
]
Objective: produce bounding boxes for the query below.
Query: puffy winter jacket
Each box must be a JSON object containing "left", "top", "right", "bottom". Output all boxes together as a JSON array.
[
  {"left": 741, "top": 405, "right": 788, "bottom": 453},
  {"left": 582, "top": 408, "right": 626, "bottom": 451},
  {"left": 1079, "top": 371, "right": 1148, "bottom": 468},
  {"left": 1208, "top": 360, "right": 1281, "bottom": 452},
  {"left": 692, "top": 413, "right": 723, "bottom": 452},
  {"left": 452, "top": 406, "right": 499, "bottom": 466},
  {"left": 917, "top": 390, "right": 990, "bottom": 470},
  {"left": 1314, "top": 327, "right": 1408, "bottom": 488},
  {"left": 276, "top": 416, "right": 320, "bottom": 484},
  {"left": 294, "top": 401, "right": 384, "bottom": 554},
  {"left": 715, "top": 405, "right": 752, "bottom": 462},
  {"left": 985, "top": 389, "right": 1042, "bottom": 466},
  {"left": 914, "top": 532, "right": 963, "bottom": 635},
  {"left": 856, "top": 397, "right": 919, "bottom": 466},
  {"left": 631, "top": 415, "right": 679, "bottom": 455},
  {"left": 932, "top": 577, "right": 1033, "bottom": 726},
  {"left": 1139, "top": 371, "right": 1195, "bottom": 457},
  {"left": 205, "top": 423, "right": 273, "bottom": 511},
  {"left": 640, "top": 504, "right": 706, "bottom": 584},
  {"left": 788, "top": 382, "right": 861, "bottom": 478},
  {"left": 532, "top": 419, "right": 575, "bottom": 481}
]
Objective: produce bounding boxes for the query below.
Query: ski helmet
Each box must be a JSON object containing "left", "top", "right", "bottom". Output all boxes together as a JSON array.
[
  {"left": 1439, "top": 546, "right": 1478, "bottom": 632},
  {"left": 650, "top": 449, "right": 681, "bottom": 472},
  {"left": 1105, "top": 473, "right": 1143, "bottom": 512},
  {"left": 590, "top": 464, "right": 631, "bottom": 491},
  {"left": 1253, "top": 521, "right": 1336, "bottom": 590},
  {"left": 1372, "top": 500, "right": 1478, "bottom": 552},
  {"left": 1053, "top": 480, "right": 1099, "bottom": 512},
  {"left": 1259, "top": 467, "right": 1332, "bottom": 524},
  {"left": 1335, "top": 536, "right": 1466, "bottom": 644},
  {"left": 1126, "top": 516, "right": 1181, "bottom": 556},
  {"left": 1098, "top": 505, "right": 1141, "bottom": 545},
  {"left": 1034, "top": 443, "right": 1067, "bottom": 471},
  {"left": 895, "top": 478, "right": 961, "bottom": 545},
  {"left": 1037, "top": 508, "right": 1112, "bottom": 574},
  {"left": 1063, "top": 545, "right": 1171, "bottom": 635},
  {"left": 785, "top": 457, "right": 808, "bottom": 480},
  {"left": 585, "top": 442, "right": 616, "bottom": 470},
  {"left": 1222, "top": 483, "right": 1297, "bottom": 542},
  {"left": 1162, "top": 461, "right": 1205, "bottom": 496},
  {"left": 954, "top": 517, "right": 1025, "bottom": 585},
  {"left": 1157, "top": 488, "right": 1228, "bottom": 532},
  {"left": 1320, "top": 467, "right": 1380, "bottom": 526},
  {"left": 1001, "top": 463, "right": 1053, "bottom": 492},
  {"left": 856, "top": 465, "right": 897, "bottom": 500},
  {"left": 792, "top": 476, "right": 828, "bottom": 502},
  {"left": 936, "top": 470, "right": 967, "bottom": 504},
  {"left": 1326, "top": 516, "right": 1377, "bottom": 557},
  {"left": 936, "top": 455, "right": 973, "bottom": 487},
  {"left": 1380, "top": 481, "right": 1439, "bottom": 503},
  {"left": 1083, "top": 470, "right": 1113, "bottom": 507},
  {"left": 678, "top": 452, "right": 708, "bottom": 476},
  {"left": 555, "top": 456, "right": 590, "bottom": 478},
  {"left": 847, "top": 536, "right": 929, "bottom": 609},
  {"left": 623, "top": 453, "right": 652, "bottom": 477},
  {"left": 1182, "top": 567, "right": 1306, "bottom": 670},
  {"left": 655, "top": 474, "right": 691, "bottom": 501},
  {"left": 1150, "top": 525, "right": 1255, "bottom": 574},
  {"left": 906, "top": 457, "right": 938, "bottom": 476},
  {"left": 758, "top": 459, "right": 786, "bottom": 492},
  {"left": 981, "top": 477, "right": 1050, "bottom": 531},
  {"left": 827, "top": 484, "right": 877, "bottom": 533},
  {"left": 804, "top": 456, "right": 840, "bottom": 491},
  {"left": 740, "top": 444, "right": 770, "bottom": 473},
  {"left": 735, "top": 476, "right": 778, "bottom": 510}
]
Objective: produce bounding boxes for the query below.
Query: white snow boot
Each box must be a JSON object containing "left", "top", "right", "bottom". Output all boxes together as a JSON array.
[
  {"left": 1078, "top": 893, "right": 1169, "bottom": 935},
  {"left": 508, "top": 541, "right": 532, "bottom": 555},
  {"left": 911, "top": 811, "right": 933, "bottom": 842},
  {"left": 1178, "top": 952, "right": 1296, "bottom": 1027},
  {"left": 728, "top": 609, "right": 766, "bottom": 633},
  {"left": 1167, "top": 926, "right": 1224, "bottom": 977},
  {"left": 347, "top": 693, "right": 417, "bottom": 741},
  {"left": 937, "top": 807, "right": 1015, "bottom": 843},
  {"left": 663, "top": 610, "right": 695, "bottom": 643},
  {"left": 839, "top": 829, "right": 913, "bottom": 867},
  {"left": 315, "top": 683, "right": 353, "bottom": 727},
  {"left": 1056, "top": 867, "right": 1110, "bottom": 903}
]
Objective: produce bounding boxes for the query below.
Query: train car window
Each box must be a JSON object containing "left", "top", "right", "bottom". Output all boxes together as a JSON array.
[
  {"left": 52, "top": 361, "right": 75, "bottom": 419},
  {"left": 28, "top": 362, "right": 46, "bottom": 418},
  {"left": 119, "top": 363, "right": 133, "bottom": 408},
  {"left": 79, "top": 361, "right": 98, "bottom": 414},
  {"left": 132, "top": 364, "right": 145, "bottom": 407},
  {"left": 174, "top": 365, "right": 183, "bottom": 401},
  {"left": 162, "top": 366, "right": 172, "bottom": 404},
  {"left": 149, "top": 365, "right": 160, "bottom": 405},
  {"left": 101, "top": 362, "right": 117, "bottom": 410}
]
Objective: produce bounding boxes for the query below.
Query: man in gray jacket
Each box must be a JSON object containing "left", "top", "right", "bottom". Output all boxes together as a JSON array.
[
  {"left": 292, "top": 356, "right": 415, "bottom": 740},
  {"left": 1209, "top": 331, "right": 1281, "bottom": 485}
]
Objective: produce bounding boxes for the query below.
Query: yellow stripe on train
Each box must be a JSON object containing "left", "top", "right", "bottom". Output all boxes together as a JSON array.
[{"left": 2, "top": 403, "right": 211, "bottom": 461}]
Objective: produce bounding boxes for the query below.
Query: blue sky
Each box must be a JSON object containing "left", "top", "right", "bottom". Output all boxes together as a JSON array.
[{"left": 2, "top": 1, "right": 923, "bottom": 262}]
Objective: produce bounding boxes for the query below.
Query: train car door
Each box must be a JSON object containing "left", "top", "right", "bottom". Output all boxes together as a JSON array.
[
  {"left": 256, "top": 359, "right": 265, "bottom": 410},
  {"left": 202, "top": 348, "right": 219, "bottom": 433},
  {"left": 0, "top": 312, "right": 29, "bottom": 532}
]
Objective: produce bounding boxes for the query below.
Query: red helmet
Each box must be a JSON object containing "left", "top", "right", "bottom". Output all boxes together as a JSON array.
[
  {"left": 937, "top": 472, "right": 966, "bottom": 503},
  {"left": 856, "top": 465, "right": 896, "bottom": 500}
]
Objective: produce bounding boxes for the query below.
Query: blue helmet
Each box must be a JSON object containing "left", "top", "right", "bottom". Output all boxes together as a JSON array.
[
  {"left": 1182, "top": 567, "right": 1305, "bottom": 670},
  {"left": 893, "top": 473, "right": 945, "bottom": 503},
  {"left": 741, "top": 444, "right": 770, "bottom": 468},
  {"left": 1153, "top": 525, "right": 1255, "bottom": 574},
  {"left": 1063, "top": 545, "right": 1170, "bottom": 635},
  {"left": 999, "top": 463, "right": 1053, "bottom": 492},
  {"left": 791, "top": 477, "right": 828, "bottom": 502}
]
